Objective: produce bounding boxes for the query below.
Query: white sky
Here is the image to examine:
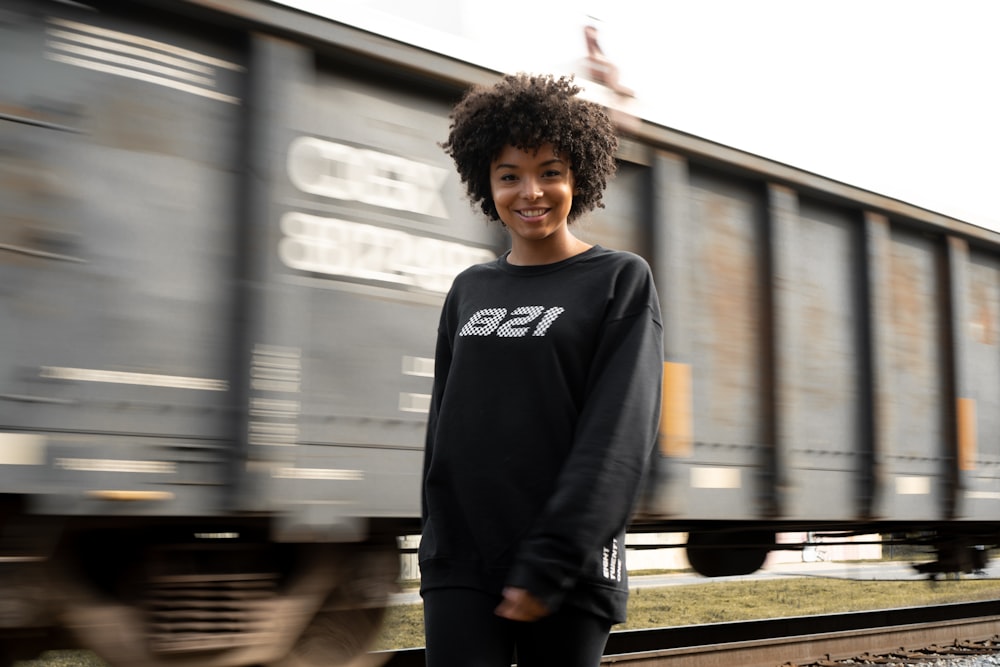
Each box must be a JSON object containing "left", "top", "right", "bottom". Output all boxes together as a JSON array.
[{"left": 278, "top": 0, "right": 1000, "bottom": 233}]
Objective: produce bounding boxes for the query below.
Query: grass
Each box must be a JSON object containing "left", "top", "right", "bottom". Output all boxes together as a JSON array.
[{"left": 370, "top": 574, "right": 1000, "bottom": 650}]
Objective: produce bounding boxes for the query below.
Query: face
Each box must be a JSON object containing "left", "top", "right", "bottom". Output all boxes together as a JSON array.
[{"left": 489, "top": 143, "right": 575, "bottom": 246}]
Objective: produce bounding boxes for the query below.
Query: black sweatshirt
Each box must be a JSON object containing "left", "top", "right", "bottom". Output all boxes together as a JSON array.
[{"left": 419, "top": 245, "right": 663, "bottom": 624}]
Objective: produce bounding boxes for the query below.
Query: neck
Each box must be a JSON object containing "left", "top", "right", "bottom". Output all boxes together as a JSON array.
[{"left": 507, "top": 233, "right": 592, "bottom": 266}]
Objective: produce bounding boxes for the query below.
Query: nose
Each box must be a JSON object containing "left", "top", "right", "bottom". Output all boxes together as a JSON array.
[{"left": 521, "top": 177, "right": 543, "bottom": 200}]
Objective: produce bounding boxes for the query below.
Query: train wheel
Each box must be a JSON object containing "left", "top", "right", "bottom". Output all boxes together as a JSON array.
[
  {"left": 55, "top": 536, "right": 399, "bottom": 667},
  {"left": 271, "top": 543, "right": 399, "bottom": 667},
  {"left": 274, "top": 607, "right": 390, "bottom": 667},
  {"left": 685, "top": 530, "right": 774, "bottom": 577}
]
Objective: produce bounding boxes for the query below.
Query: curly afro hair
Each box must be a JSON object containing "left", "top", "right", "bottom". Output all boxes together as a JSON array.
[{"left": 442, "top": 73, "right": 618, "bottom": 223}]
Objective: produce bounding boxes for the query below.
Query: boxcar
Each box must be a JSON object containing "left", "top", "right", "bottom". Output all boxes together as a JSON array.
[{"left": 1, "top": 0, "right": 999, "bottom": 664}]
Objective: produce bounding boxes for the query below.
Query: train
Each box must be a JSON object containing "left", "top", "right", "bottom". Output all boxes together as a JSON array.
[{"left": 2, "top": 0, "right": 999, "bottom": 665}]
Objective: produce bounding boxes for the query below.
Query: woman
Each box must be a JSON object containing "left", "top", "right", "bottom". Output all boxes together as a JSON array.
[{"left": 420, "top": 73, "right": 663, "bottom": 666}]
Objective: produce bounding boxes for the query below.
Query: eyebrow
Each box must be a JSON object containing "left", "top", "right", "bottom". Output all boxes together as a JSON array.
[{"left": 493, "top": 158, "right": 566, "bottom": 172}]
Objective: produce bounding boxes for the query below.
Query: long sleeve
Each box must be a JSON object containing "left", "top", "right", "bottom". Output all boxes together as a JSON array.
[
  {"left": 506, "top": 271, "right": 663, "bottom": 612},
  {"left": 421, "top": 307, "right": 452, "bottom": 525},
  {"left": 419, "top": 247, "right": 663, "bottom": 624}
]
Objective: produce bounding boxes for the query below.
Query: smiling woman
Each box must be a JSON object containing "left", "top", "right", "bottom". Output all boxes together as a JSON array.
[
  {"left": 442, "top": 74, "right": 618, "bottom": 225},
  {"left": 6, "top": 1, "right": 1000, "bottom": 666},
  {"left": 419, "top": 73, "right": 664, "bottom": 666},
  {"left": 488, "top": 143, "right": 580, "bottom": 265}
]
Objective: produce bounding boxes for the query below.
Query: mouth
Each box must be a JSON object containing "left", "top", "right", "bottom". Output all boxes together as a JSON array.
[{"left": 516, "top": 208, "right": 549, "bottom": 220}]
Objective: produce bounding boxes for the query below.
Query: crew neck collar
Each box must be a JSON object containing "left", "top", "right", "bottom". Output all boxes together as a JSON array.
[{"left": 497, "top": 245, "right": 604, "bottom": 275}]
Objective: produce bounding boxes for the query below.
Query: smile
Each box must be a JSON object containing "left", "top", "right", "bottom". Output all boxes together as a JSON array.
[{"left": 517, "top": 208, "right": 548, "bottom": 218}]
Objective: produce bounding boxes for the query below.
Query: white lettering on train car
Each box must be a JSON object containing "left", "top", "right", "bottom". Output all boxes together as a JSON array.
[
  {"left": 249, "top": 346, "right": 301, "bottom": 447},
  {"left": 0, "top": 433, "right": 45, "bottom": 465},
  {"left": 278, "top": 212, "right": 495, "bottom": 294},
  {"left": 399, "top": 392, "right": 431, "bottom": 413},
  {"left": 287, "top": 137, "right": 449, "bottom": 218},
  {"left": 400, "top": 357, "right": 433, "bottom": 414},
  {"left": 55, "top": 458, "right": 176, "bottom": 474},
  {"left": 273, "top": 467, "right": 364, "bottom": 480},
  {"left": 967, "top": 491, "right": 1000, "bottom": 500},
  {"left": 895, "top": 476, "right": 931, "bottom": 495},
  {"left": 690, "top": 466, "right": 742, "bottom": 489},
  {"left": 401, "top": 356, "right": 434, "bottom": 378},
  {"left": 45, "top": 17, "right": 242, "bottom": 104},
  {"left": 39, "top": 367, "right": 227, "bottom": 391}
]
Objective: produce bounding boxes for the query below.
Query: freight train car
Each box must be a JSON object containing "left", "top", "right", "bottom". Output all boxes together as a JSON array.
[{"left": 2, "top": 0, "right": 999, "bottom": 665}]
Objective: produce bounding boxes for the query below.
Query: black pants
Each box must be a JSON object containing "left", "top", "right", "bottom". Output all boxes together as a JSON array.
[{"left": 422, "top": 588, "right": 611, "bottom": 667}]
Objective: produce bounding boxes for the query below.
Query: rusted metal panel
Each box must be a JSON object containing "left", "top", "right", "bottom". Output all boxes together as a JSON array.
[
  {"left": 635, "top": 155, "right": 772, "bottom": 520},
  {"left": 580, "top": 162, "right": 650, "bottom": 259},
  {"left": 0, "top": 0, "right": 246, "bottom": 513},
  {"left": 774, "top": 192, "right": 870, "bottom": 519},
  {"left": 771, "top": 187, "right": 869, "bottom": 520},
  {"left": 686, "top": 170, "right": 767, "bottom": 449},
  {"left": 878, "top": 227, "right": 949, "bottom": 519},
  {"left": 0, "top": 1, "right": 242, "bottom": 439},
  {"left": 671, "top": 167, "right": 769, "bottom": 519},
  {"left": 959, "top": 248, "right": 1000, "bottom": 517}
]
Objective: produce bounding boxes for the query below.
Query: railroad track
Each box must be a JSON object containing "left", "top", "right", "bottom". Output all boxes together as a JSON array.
[{"left": 378, "top": 600, "right": 1000, "bottom": 667}]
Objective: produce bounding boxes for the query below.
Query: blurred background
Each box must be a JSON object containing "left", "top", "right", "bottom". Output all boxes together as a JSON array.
[
  {"left": 3, "top": 1, "right": 999, "bottom": 664},
  {"left": 281, "top": 0, "right": 1000, "bottom": 233}
]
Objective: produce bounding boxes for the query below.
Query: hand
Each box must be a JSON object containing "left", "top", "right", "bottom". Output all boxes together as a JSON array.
[{"left": 494, "top": 586, "right": 550, "bottom": 622}]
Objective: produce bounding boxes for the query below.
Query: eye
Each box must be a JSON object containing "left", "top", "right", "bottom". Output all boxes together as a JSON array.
[
  {"left": 543, "top": 169, "right": 563, "bottom": 178},
  {"left": 498, "top": 173, "right": 518, "bottom": 182}
]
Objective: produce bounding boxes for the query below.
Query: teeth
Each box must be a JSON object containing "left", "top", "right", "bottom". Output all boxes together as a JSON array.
[{"left": 520, "top": 209, "right": 546, "bottom": 217}]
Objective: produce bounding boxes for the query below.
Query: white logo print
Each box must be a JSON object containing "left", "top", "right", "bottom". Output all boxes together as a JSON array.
[
  {"left": 459, "top": 307, "right": 565, "bottom": 338},
  {"left": 602, "top": 538, "right": 623, "bottom": 582}
]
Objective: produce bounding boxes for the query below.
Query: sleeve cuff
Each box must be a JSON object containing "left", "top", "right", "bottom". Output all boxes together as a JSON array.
[{"left": 504, "top": 559, "right": 576, "bottom": 613}]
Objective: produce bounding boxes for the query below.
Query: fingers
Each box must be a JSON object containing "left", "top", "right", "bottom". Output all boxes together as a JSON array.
[{"left": 494, "top": 586, "right": 550, "bottom": 622}]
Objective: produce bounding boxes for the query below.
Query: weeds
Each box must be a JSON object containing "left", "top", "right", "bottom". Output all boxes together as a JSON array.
[{"left": 372, "top": 576, "right": 1000, "bottom": 650}]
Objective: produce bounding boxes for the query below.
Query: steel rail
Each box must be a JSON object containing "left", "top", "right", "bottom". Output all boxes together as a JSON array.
[{"left": 378, "top": 601, "right": 1000, "bottom": 667}]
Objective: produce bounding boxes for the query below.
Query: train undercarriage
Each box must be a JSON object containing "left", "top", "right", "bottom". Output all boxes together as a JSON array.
[
  {"left": 2, "top": 511, "right": 998, "bottom": 667},
  {"left": 0, "top": 512, "right": 402, "bottom": 667}
]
